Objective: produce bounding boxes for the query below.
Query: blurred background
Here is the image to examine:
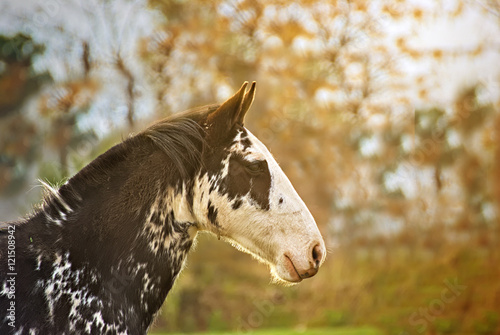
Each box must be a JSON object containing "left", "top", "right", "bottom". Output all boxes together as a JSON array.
[{"left": 1, "top": 0, "right": 499, "bottom": 334}]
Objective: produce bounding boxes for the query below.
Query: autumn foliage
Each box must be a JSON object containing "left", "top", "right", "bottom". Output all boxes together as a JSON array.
[{"left": 1, "top": 0, "right": 499, "bottom": 334}]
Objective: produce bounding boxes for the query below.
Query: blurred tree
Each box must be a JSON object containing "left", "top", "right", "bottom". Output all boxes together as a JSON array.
[
  {"left": 0, "top": 34, "right": 46, "bottom": 117},
  {"left": 1, "top": 0, "right": 500, "bottom": 333},
  {"left": 0, "top": 34, "right": 50, "bottom": 194}
]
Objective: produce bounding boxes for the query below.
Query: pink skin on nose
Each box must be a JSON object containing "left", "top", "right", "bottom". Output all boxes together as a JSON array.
[{"left": 283, "top": 243, "right": 326, "bottom": 282}]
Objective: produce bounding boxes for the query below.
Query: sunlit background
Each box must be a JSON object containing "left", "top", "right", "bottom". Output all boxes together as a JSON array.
[{"left": 1, "top": 0, "right": 499, "bottom": 334}]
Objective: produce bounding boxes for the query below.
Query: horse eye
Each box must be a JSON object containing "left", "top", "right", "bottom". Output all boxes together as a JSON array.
[{"left": 245, "top": 161, "right": 263, "bottom": 174}]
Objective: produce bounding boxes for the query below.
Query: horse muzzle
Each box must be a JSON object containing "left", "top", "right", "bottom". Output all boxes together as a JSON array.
[{"left": 277, "top": 241, "right": 326, "bottom": 283}]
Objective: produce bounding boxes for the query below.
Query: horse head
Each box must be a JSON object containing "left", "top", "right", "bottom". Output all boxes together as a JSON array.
[{"left": 194, "top": 82, "right": 326, "bottom": 283}]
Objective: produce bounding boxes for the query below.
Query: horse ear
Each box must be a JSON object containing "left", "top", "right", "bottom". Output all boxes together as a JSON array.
[
  {"left": 207, "top": 81, "right": 256, "bottom": 134},
  {"left": 236, "top": 81, "right": 256, "bottom": 126}
]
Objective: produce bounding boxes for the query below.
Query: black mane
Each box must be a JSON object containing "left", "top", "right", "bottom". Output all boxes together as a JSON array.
[
  {"left": 38, "top": 104, "right": 218, "bottom": 223},
  {"left": 141, "top": 104, "right": 218, "bottom": 180}
]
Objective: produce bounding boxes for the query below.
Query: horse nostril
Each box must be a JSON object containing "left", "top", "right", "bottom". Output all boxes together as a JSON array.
[{"left": 312, "top": 244, "right": 323, "bottom": 269}]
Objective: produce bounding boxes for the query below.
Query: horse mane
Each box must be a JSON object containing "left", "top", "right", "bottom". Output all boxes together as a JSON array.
[
  {"left": 141, "top": 104, "right": 219, "bottom": 179},
  {"left": 16, "top": 104, "right": 220, "bottom": 224}
]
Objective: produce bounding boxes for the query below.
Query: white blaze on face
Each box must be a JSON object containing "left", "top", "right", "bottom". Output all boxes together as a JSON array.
[{"left": 195, "top": 128, "right": 326, "bottom": 283}]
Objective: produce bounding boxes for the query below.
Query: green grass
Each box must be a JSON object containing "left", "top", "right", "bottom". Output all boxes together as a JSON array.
[{"left": 151, "top": 326, "right": 384, "bottom": 335}]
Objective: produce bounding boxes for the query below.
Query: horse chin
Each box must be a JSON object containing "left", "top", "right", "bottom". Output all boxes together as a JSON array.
[
  {"left": 221, "top": 235, "right": 310, "bottom": 285},
  {"left": 270, "top": 260, "right": 303, "bottom": 285}
]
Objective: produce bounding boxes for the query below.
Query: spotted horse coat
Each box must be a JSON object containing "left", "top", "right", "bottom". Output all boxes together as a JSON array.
[{"left": 0, "top": 82, "right": 326, "bottom": 334}]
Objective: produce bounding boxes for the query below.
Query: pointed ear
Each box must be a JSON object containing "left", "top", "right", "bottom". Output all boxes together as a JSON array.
[
  {"left": 237, "top": 81, "right": 256, "bottom": 125},
  {"left": 206, "top": 81, "right": 256, "bottom": 138}
]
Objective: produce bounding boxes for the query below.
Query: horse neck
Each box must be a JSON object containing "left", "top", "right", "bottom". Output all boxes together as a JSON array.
[{"left": 32, "top": 136, "right": 198, "bottom": 329}]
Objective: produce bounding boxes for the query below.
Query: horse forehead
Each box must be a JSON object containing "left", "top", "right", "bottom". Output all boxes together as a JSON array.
[{"left": 230, "top": 128, "right": 273, "bottom": 161}]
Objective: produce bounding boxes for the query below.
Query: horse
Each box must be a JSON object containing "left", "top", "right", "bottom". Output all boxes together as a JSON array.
[{"left": 0, "top": 82, "right": 326, "bottom": 334}]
